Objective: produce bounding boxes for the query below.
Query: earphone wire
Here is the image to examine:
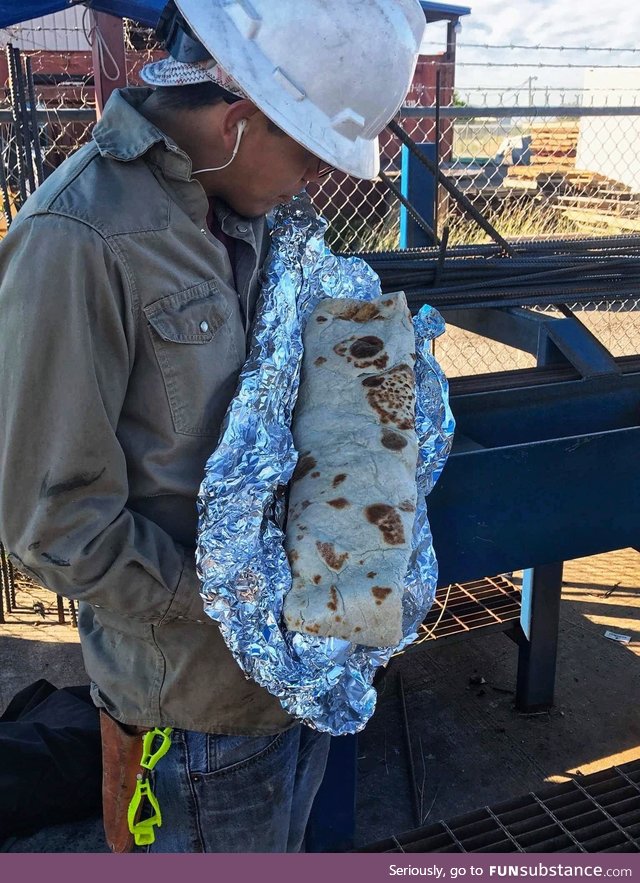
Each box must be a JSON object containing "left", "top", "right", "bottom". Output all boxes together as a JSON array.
[{"left": 192, "top": 120, "right": 246, "bottom": 175}]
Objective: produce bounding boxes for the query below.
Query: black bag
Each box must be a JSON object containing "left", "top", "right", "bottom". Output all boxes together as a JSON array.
[{"left": 0, "top": 679, "right": 102, "bottom": 838}]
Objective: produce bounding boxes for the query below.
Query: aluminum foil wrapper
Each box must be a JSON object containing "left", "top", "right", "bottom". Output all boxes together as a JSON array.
[{"left": 196, "top": 197, "right": 455, "bottom": 735}]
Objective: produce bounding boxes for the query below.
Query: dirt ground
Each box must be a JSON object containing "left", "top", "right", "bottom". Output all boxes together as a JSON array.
[{"left": 0, "top": 546, "right": 638, "bottom": 851}]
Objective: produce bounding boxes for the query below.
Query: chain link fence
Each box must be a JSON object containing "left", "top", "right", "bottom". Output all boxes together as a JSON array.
[
  {"left": 0, "top": 40, "right": 94, "bottom": 229},
  {"left": 312, "top": 107, "right": 640, "bottom": 253},
  {"left": 0, "top": 16, "right": 638, "bottom": 379},
  {"left": 314, "top": 102, "right": 640, "bottom": 375}
]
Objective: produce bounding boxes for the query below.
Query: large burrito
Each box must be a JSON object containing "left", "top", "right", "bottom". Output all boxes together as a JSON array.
[{"left": 283, "top": 291, "right": 418, "bottom": 647}]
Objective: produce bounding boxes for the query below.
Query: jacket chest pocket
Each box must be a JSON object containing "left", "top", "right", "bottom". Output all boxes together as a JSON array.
[{"left": 144, "top": 280, "right": 245, "bottom": 438}]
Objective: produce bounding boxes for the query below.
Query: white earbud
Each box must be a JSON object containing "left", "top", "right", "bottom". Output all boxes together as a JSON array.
[{"left": 192, "top": 119, "right": 247, "bottom": 175}]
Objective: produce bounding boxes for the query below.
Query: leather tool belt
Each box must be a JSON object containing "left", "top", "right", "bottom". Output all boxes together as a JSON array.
[{"left": 99, "top": 710, "right": 149, "bottom": 853}]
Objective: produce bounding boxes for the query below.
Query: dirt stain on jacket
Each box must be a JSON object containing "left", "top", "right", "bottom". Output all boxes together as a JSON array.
[{"left": 40, "top": 468, "right": 106, "bottom": 498}]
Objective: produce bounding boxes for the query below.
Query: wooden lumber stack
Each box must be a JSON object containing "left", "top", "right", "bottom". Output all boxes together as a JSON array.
[
  {"left": 499, "top": 121, "right": 640, "bottom": 230},
  {"left": 558, "top": 184, "right": 640, "bottom": 233},
  {"left": 503, "top": 122, "right": 579, "bottom": 194},
  {"left": 529, "top": 121, "right": 580, "bottom": 166}
]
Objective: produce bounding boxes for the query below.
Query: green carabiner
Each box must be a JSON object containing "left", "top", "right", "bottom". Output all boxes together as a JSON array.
[
  {"left": 140, "top": 727, "right": 173, "bottom": 771},
  {"left": 128, "top": 777, "right": 163, "bottom": 846},
  {"left": 127, "top": 727, "right": 173, "bottom": 847}
]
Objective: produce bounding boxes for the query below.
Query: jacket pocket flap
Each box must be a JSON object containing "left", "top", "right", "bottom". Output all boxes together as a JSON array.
[{"left": 144, "top": 280, "right": 230, "bottom": 345}]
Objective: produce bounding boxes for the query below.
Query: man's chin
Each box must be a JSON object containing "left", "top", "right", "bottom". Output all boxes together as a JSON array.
[
  {"left": 229, "top": 194, "right": 293, "bottom": 219},
  {"left": 228, "top": 201, "right": 274, "bottom": 220}
]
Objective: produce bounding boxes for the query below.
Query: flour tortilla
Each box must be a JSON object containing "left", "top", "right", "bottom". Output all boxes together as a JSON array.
[{"left": 283, "top": 291, "right": 418, "bottom": 647}]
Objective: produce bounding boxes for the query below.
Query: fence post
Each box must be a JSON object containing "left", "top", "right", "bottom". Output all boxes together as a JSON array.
[
  {"left": 91, "top": 12, "right": 128, "bottom": 117},
  {"left": 400, "top": 141, "right": 436, "bottom": 249}
]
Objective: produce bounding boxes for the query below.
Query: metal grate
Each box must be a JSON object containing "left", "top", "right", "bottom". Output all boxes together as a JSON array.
[
  {"left": 361, "top": 760, "right": 640, "bottom": 853},
  {"left": 404, "top": 575, "right": 522, "bottom": 652}
]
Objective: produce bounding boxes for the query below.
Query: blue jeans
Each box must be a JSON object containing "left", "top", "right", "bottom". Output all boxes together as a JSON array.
[{"left": 143, "top": 724, "right": 330, "bottom": 852}]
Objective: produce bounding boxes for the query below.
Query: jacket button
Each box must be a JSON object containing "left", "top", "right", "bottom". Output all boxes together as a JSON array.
[
  {"left": 200, "top": 321, "right": 209, "bottom": 333},
  {"left": 236, "top": 223, "right": 248, "bottom": 234}
]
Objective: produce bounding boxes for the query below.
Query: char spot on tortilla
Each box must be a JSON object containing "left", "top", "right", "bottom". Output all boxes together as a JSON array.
[
  {"left": 354, "top": 626, "right": 361, "bottom": 633},
  {"left": 293, "top": 453, "right": 317, "bottom": 481},
  {"left": 287, "top": 550, "right": 299, "bottom": 564},
  {"left": 332, "top": 473, "right": 347, "bottom": 487},
  {"left": 316, "top": 541, "right": 349, "bottom": 571},
  {"left": 335, "top": 335, "right": 390, "bottom": 370},
  {"left": 314, "top": 356, "right": 327, "bottom": 366},
  {"left": 327, "top": 585, "right": 339, "bottom": 611},
  {"left": 328, "top": 497, "right": 350, "bottom": 509},
  {"left": 364, "top": 364, "right": 415, "bottom": 431},
  {"left": 335, "top": 615, "right": 342, "bottom": 622},
  {"left": 367, "top": 571, "right": 377, "bottom": 578},
  {"left": 312, "top": 575, "right": 322, "bottom": 584},
  {"left": 306, "top": 623, "right": 321, "bottom": 634},
  {"left": 366, "top": 503, "right": 392, "bottom": 523},
  {"left": 349, "top": 335, "right": 384, "bottom": 359},
  {"left": 333, "top": 340, "right": 347, "bottom": 357},
  {"left": 316, "top": 316, "right": 328, "bottom": 323},
  {"left": 362, "top": 376, "right": 383, "bottom": 388},
  {"left": 381, "top": 428, "right": 408, "bottom": 451},
  {"left": 335, "top": 301, "right": 381, "bottom": 322},
  {"left": 399, "top": 499, "right": 416, "bottom": 513},
  {"left": 383, "top": 299, "right": 394, "bottom": 306},
  {"left": 365, "top": 504, "right": 406, "bottom": 546},
  {"left": 301, "top": 500, "right": 311, "bottom": 510},
  {"left": 372, "top": 586, "right": 392, "bottom": 606},
  {"left": 311, "top": 471, "right": 320, "bottom": 478}
]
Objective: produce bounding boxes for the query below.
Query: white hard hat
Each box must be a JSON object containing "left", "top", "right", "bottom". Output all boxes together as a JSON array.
[{"left": 170, "top": 0, "right": 426, "bottom": 180}]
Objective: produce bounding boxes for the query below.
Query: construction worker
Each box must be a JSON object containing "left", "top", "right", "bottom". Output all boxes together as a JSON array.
[{"left": 0, "top": 0, "right": 425, "bottom": 852}]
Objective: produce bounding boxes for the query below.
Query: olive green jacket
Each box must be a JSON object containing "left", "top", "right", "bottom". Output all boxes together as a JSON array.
[{"left": 0, "top": 88, "right": 293, "bottom": 733}]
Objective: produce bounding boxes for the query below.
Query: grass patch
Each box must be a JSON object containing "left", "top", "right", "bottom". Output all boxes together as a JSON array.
[{"left": 325, "top": 200, "right": 586, "bottom": 253}]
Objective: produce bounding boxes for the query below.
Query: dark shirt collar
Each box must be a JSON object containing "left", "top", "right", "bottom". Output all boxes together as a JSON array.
[{"left": 92, "top": 87, "right": 186, "bottom": 165}]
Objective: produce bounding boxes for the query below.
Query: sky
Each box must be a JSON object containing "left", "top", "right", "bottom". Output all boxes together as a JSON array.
[{"left": 421, "top": 0, "right": 640, "bottom": 105}]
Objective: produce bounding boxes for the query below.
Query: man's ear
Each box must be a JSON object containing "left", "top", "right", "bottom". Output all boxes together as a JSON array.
[{"left": 221, "top": 100, "right": 259, "bottom": 146}]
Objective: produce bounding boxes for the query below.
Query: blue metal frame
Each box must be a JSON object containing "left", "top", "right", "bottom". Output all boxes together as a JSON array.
[
  {"left": 400, "top": 142, "right": 437, "bottom": 249},
  {"left": 429, "top": 386, "right": 639, "bottom": 585},
  {"left": 419, "top": 1, "right": 471, "bottom": 20},
  {"left": 306, "top": 735, "right": 357, "bottom": 853}
]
